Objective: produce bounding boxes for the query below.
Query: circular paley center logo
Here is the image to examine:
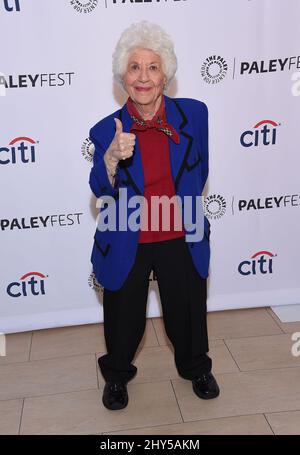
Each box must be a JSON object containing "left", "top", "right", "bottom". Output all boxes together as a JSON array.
[
  {"left": 70, "top": 0, "right": 98, "bottom": 13},
  {"left": 88, "top": 272, "right": 103, "bottom": 293},
  {"left": 204, "top": 194, "right": 226, "bottom": 219},
  {"left": 82, "top": 138, "right": 95, "bottom": 163},
  {"left": 201, "top": 56, "right": 228, "bottom": 84}
]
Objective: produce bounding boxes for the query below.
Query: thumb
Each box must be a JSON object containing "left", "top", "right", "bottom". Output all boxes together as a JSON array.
[{"left": 114, "top": 117, "right": 123, "bottom": 134}]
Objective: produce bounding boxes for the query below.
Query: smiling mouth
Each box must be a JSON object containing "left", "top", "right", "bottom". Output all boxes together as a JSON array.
[{"left": 135, "top": 87, "right": 152, "bottom": 92}]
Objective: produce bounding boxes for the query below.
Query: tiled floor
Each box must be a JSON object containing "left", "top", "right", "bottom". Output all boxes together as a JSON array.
[{"left": 1, "top": 307, "right": 300, "bottom": 435}]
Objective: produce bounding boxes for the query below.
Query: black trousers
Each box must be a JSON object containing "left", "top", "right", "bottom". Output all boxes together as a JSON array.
[{"left": 98, "top": 236, "right": 212, "bottom": 384}]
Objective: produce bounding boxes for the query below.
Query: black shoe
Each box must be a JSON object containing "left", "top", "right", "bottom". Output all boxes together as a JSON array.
[
  {"left": 192, "top": 372, "right": 220, "bottom": 400},
  {"left": 102, "top": 381, "right": 128, "bottom": 410}
]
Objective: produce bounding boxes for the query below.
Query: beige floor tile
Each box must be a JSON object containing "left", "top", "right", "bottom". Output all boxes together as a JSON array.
[
  {"left": 30, "top": 319, "right": 158, "bottom": 361},
  {"left": 151, "top": 317, "right": 171, "bottom": 346},
  {"left": 20, "top": 381, "right": 182, "bottom": 435},
  {"left": 0, "top": 332, "right": 32, "bottom": 365},
  {"left": 4, "top": 313, "right": 299, "bottom": 435},
  {"left": 208, "top": 340, "right": 239, "bottom": 374},
  {"left": 144, "top": 319, "right": 160, "bottom": 346},
  {"left": 0, "top": 354, "right": 97, "bottom": 400},
  {"left": 0, "top": 399, "right": 23, "bottom": 435},
  {"left": 207, "top": 308, "right": 283, "bottom": 340},
  {"left": 96, "top": 339, "right": 238, "bottom": 386},
  {"left": 225, "top": 334, "right": 300, "bottom": 371},
  {"left": 152, "top": 308, "right": 282, "bottom": 345},
  {"left": 30, "top": 324, "right": 105, "bottom": 360},
  {"left": 265, "top": 410, "right": 300, "bottom": 435},
  {"left": 172, "top": 367, "right": 300, "bottom": 422},
  {"left": 132, "top": 318, "right": 159, "bottom": 348},
  {"left": 105, "top": 413, "right": 273, "bottom": 435},
  {"left": 267, "top": 308, "right": 300, "bottom": 334}
]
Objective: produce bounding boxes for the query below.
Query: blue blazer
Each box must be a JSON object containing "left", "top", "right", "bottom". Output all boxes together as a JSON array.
[{"left": 89, "top": 95, "right": 211, "bottom": 291}]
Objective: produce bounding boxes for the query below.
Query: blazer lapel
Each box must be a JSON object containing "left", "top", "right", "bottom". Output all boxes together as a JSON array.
[
  {"left": 164, "top": 95, "right": 193, "bottom": 192},
  {"left": 117, "top": 95, "right": 193, "bottom": 195}
]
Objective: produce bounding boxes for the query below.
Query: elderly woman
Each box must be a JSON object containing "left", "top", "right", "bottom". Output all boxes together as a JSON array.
[{"left": 89, "top": 21, "right": 219, "bottom": 410}]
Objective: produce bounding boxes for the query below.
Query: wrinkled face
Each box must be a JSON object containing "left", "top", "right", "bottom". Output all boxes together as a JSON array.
[{"left": 122, "top": 47, "right": 167, "bottom": 106}]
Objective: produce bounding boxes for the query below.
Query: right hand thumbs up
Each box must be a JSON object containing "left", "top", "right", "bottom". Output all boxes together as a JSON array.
[
  {"left": 114, "top": 117, "right": 123, "bottom": 134},
  {"left": 107, "top": 117, "right": 136, "bottom": 162}
]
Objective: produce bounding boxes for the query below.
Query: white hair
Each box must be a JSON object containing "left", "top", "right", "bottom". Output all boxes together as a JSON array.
[{"left": 112, "top": 21, "right": 177, "bottom": 91}]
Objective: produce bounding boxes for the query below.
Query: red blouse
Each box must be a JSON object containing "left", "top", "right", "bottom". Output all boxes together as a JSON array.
[{"left": 126, "top": 96, "right": 186, "bottom": 243}]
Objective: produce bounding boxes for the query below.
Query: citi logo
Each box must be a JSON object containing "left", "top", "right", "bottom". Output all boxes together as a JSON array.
[
  {"left": 0, "top": 136, "right": 38, "bottom": 165},
  {"left": 240, "top": 120, "right": 280, "bottom": 147},
  {"left": 7, "top": 272, "right": 48, "bottom": 298},
  {"left": 238, "top": 251, "right": 276, "bottom": 276},
  {"left": 3, "top": 0, "right": 20, "bottom": 11}
]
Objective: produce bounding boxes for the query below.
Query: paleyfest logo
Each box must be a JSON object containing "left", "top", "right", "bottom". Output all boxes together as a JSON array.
[
  {"left": 237, "top": 194, "right": 300, "bottom": 212},
  {"left": 240, "top": 56, "right": 300, "bottom": 76},
  {"left": 0, "top": 72, "right": 75, "bottom": 91},
  {"left": 110, "top": 0, "right": 188, "bottom": 5},
  {"left": 0, "top": 213, "right": 83, "bottom": 231}
]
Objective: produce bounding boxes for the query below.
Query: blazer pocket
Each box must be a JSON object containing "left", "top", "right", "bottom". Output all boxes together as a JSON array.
[
  {"left": 204, "top": 217, "right": 211, "bottom": 241},
  {"left": 186, "top": 149, "right": 202, "bottom": 171},
  {"left": 94, "top": 232, "right": 111, "bottom": 258}
]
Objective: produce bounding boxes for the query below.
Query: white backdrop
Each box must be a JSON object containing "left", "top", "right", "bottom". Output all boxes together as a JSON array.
[{"left": 1, "top": 0, "right": 300, "bottom": 334}]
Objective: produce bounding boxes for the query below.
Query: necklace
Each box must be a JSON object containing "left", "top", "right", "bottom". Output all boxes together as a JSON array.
[{"left": 134, "top": 102, "right": 158, "bottom": 121}]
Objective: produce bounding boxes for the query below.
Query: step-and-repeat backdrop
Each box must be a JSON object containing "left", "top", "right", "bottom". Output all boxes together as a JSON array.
[{"left": 1, "top": 0, "right": 300, "bottom": 333}]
